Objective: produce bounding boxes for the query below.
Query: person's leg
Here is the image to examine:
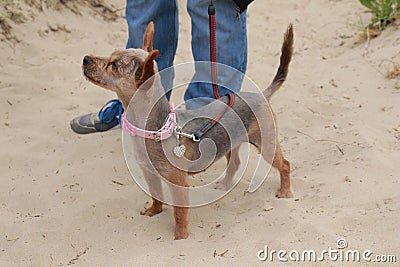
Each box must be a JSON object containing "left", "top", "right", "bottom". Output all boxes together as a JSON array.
[
  {"left": 71, "top": 0, "right": 178, "bottom": 134},
  {"left": 126, "top": 0, "right": 178, "bottom": 99},
  {"left": 185, "top": 0, "right": 247, "bottom": 109}
]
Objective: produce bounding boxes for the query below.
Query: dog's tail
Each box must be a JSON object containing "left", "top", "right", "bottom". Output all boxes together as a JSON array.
[{"left": 263, "top": 24, "right": 294, "bottom": 99}]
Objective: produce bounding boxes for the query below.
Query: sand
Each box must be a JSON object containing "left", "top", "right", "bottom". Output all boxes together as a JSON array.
[{"left": 1, "top": 0, "right": 399, "bottom": 266}]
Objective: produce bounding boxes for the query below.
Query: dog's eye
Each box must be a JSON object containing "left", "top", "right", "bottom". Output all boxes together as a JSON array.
[{"left": 111, "top": 62, "right": 118, "bottom": 70}]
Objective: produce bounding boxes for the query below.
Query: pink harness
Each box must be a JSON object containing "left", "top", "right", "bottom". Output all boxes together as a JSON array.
[{"left": 121, "top": 103, "right": 177, "bottom": 142}]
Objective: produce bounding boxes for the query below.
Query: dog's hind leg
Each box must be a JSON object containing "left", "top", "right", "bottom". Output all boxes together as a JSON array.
[
  {"left": 249, "top": 126, "right": 293, "bottom": 198},
  {"left": 271, "top": 143, "right": 293, "bottom": 198},
  {"left": 215, "top": 146, "right": 241, "bottom": 190},
  {"left": 140, "top": 169, "right": 163, "bottom": 216}
]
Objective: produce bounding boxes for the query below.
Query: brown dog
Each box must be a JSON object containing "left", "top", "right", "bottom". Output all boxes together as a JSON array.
[{"left": 82, "top": 22, "right": 294, "bottom": 240}]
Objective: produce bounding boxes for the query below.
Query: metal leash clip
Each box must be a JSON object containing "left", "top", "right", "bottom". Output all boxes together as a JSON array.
[{"left": 174, "top": 126, "right": 200, "bottom": 142}]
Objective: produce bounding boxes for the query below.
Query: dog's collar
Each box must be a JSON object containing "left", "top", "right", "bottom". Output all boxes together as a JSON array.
[{"left": 121, "top": 103, "right": 177, "bottom": 142}]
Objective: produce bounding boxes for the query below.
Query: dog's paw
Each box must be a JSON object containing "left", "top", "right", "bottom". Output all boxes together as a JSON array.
[
  {"left": 214, "top": 177, "right": 234, "bottom": 191},
  {"left": 276, "top": 188, "right": 294, "bottom": 198},
  {"left": 140, "top": 205, "right": 163, "bottom": 217},
  {"left": 214, "top": 181, "right": 232, "bottom": 191},
  {"left": 174, "top": 229, "right": 189, "bottom": 240}
]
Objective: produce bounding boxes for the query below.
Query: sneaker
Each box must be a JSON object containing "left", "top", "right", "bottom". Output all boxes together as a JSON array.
[{"left": 70, "top": 99, "right": 123, "bottom": 134}]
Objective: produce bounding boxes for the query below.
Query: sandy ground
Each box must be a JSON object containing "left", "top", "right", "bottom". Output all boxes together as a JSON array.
[{"left": 1, "top": 0, "right": 400, "bottom": 266}]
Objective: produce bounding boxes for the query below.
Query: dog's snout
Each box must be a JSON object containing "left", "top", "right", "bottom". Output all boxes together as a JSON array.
[{"left": 83, "top": 56, "right": 91, "bottom": 66}]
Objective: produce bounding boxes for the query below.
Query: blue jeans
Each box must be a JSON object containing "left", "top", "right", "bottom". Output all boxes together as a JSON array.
[{"left": 126, "top": 0, "right": 247, "bottom": 109}]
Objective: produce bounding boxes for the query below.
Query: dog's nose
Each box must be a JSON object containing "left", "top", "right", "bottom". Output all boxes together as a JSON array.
[{"left": 83, "top": 56, "right": 91, "bottom": 66}]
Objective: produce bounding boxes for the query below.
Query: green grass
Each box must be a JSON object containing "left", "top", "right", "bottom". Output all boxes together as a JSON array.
[
  {"left": 359, "top": 0, "right": 400, "bottom": 29},
  {"left": 339, "top": 34, "right": 353, "bottom": 39}
]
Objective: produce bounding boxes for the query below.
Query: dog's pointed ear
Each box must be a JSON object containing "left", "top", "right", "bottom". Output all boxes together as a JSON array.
[
  {"left": 137, "top": 49, "right": 159, "bottom": 89},
  {"left": 142, "top": 22, "right": 154, "bottom": 52}
]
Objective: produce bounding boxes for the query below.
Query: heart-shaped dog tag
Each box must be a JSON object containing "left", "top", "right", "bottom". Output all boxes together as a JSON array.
[{"left": 173, "top": 144, "right": 186, "bottom": 158}]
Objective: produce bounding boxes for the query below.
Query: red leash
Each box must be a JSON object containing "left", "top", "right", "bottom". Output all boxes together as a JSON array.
[
  {"left": 193, "top": 93, "right": 235, "bottom": 140},
  {"left": 190, "top": 1, "right": 236, "bottom": 141},
  {"left": 208, "top": 1, "right": 235, "bottom": 112},
  {"left": 208, "top": 1, "right": 220, "bottom": 99}
]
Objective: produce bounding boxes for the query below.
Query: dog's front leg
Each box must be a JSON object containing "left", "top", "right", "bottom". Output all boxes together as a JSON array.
[
  {"left": 140, "top": 168, "right": 163, "bottom": 216},
  {"left": 174, "top": 206, "right": 189, "bottom": 240},
  {"left": 168, "top": 170, "right": 189, "bottom": 240}
]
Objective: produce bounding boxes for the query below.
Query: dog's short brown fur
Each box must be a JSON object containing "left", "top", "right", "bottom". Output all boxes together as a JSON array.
[{"left": 82, "top": 22, "right": 294, "bottom": 240}]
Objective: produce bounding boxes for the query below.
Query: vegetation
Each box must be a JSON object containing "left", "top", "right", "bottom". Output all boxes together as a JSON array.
[
  {"left": 359, "top": 0, "right": 400, "bottom": 29},
  {"left": 387, "top": 63, "right": 400, "bottom": 79}
]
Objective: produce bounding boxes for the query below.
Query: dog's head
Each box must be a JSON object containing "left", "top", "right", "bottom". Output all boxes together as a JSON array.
[{"left": 82, "top": 22, "right": 159, "bottom": 102}]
